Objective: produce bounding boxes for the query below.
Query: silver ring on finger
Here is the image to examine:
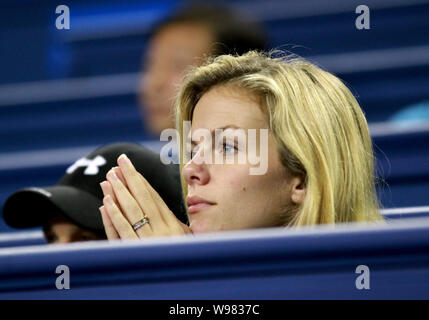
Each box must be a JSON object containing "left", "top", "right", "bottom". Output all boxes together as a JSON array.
[{"left": 132, "top": 216, "right": 150, "bottom": 231}]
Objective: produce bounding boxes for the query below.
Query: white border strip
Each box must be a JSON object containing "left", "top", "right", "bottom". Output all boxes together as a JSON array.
[
  {"left": 65, "top": 0, "right": 429, "bottom": 40},
  {"left": 310, "top": 45, "right": 429, "bottom": 74},
  {"left": 0, "top": 73, "right": 139, "bottom": 107},
  {"left": 381, "top": 206, "right": 429, "bottom": 215},
  {"left": 0, "top": 231, "right": 44, "bottom": 242},
  {"left": 369, "top": 121, "right": 429, "bottom": 137},
  {"left": 236, "top": 0, "right": 429, "bottom": 22},
  {"left": 0, "top": 141, "right": 164, "bottom": 171},
  {"left": 1, "top": 216, "right": 429, "bottom": 256},
  {"left": 1, "top": 45, "right": 429, "bottom": 107},
  {"left": 2, "top": 118, "right": 429, "bottom": 172}
]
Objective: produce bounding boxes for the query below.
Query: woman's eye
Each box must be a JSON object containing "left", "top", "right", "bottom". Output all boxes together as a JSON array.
[
  {"left": 190, "top": 146, "right": 199, "bottom": 158},
  {"left": 222, "top": 143, "right": 237, "bottom": 154}
]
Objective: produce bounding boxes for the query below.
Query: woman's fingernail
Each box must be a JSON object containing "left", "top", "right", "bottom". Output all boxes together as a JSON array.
[
  {"left": 108, "top": 170, "right": 118, "bottom": 180},
  {"left": 118, "top": 154, "right": 131, "bottom": 166}
]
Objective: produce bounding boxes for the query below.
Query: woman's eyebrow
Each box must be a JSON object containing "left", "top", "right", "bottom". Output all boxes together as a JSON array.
[
  {"left": 214, "top": 125, "right": 245, "bottom": 141},
  {"left": 216, "top": 125, "right": 242, "bottom": 130},
  {"left": 191, "top": 125, "right": 244, "bottom": 146}
]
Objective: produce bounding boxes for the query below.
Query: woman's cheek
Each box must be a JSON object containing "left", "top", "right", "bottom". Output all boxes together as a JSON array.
[{"left": 224, "top": 164, "right": 251, "bottom": 185}]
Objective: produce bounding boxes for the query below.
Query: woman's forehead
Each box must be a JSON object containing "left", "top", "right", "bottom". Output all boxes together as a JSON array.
[{"left": 191, "top": 86, "right": 268, "bottom": 131}]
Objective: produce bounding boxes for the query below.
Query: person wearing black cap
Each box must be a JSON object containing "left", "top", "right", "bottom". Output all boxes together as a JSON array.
[{"left": 2, "top": 143, "right": 187, "bottom": 244}]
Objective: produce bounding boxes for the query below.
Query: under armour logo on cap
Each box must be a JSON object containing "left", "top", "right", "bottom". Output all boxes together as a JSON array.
[{"left": 66, "top": 156, "right": 107, "bottom": 175}]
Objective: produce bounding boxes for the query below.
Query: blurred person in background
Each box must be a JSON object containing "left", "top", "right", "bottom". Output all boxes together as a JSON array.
[
  {"left": 2, "top": 143, "right": 187, "bottom": 244},
  {"left": 139, "top": 2, "right": 266, "bottom": 136}
]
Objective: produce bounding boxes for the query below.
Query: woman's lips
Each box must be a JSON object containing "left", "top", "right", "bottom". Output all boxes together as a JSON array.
[
  {"left": 186, "top": 195, "right": 216, "bottom": 214},
  {"left": 187, "top": 202, "right": 214, "bottom": 214}
]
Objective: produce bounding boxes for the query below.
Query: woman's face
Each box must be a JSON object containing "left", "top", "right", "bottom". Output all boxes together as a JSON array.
[{"left": 182, "top": 85, "right": 302, "bottom": 234}]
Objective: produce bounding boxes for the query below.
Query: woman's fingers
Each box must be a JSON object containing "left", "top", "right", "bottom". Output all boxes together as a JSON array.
[
  {"left": 100, "top": 154, "right": 190, "bottom": 238},
  {"left": 136, "top": 173, "right": 183, "bottom": 230},
  {"left": 117, "top": 154, "right": 188, "bottom": 234},
  {"left": 106, "top": 170, "right": 144, "bottom": 224},
  {"left": 131, "top": 167, "right": 182, "bottom": 229},
  {"left": 100, "top": 167, "right": 128, "bottom": 211},
  {"left": 117, "top": 154, "right": 166, "bottom": 229},
  {"left": 99, "top": 205, "right": 120, "bottom": 240},
  {"left": 106, "top": 169, "right": 154, "bottom": 237},
  {"left": 103, "top": 195, "right": 138, "bottom": 239},
  {"left": 100, "top": 180, "right": 119, "bottom": 207},
  {"left": 113, "top": 166, "right": 127, "bottom": 187}
]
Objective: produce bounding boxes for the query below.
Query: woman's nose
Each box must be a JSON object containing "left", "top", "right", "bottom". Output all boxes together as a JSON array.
[{"left": 182, "top": 157, "right": 210, "bottom": 186}]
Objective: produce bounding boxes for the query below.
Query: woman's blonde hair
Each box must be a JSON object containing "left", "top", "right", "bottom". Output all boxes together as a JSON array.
[{"left": 175, "top": 51, "right": 382, "bottom": 226}]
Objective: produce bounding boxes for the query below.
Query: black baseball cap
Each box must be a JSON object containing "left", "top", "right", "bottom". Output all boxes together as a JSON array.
[{"left": 2, "top": 142, "right": 187, "bottom": 233}]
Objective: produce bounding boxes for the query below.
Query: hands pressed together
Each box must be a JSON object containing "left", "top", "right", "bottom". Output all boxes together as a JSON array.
[{"left": 99, "top": 154, "right": 192, "bottom": 240}]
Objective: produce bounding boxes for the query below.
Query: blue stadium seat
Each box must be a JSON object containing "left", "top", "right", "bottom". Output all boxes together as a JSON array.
[
  {"left": 382, "top": 206, "right": 429, "bottom": 220},
  {"left": 372, "top": 125, "right": 429, "bottom": 208},
  {"left": 0, "top": 217, "right": 428, "bottom": 299},
  {"left": 0, "top": 206, "right": 426, "bottom": 248},
  {"left": 0, "top": 231, "right": 46, "bottom": 248},
  {"left": 0, "top": 205, "right": 426, "bottom": 248}
]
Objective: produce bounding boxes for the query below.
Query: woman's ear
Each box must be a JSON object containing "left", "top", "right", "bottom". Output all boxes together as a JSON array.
[{"left": 289, "top": 176, "right": 306, "bottom": 205}]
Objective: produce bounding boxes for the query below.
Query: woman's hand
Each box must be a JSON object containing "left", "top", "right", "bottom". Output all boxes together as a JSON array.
[{"left": 99, "top": 154, "right": 192, "bottom": 240}]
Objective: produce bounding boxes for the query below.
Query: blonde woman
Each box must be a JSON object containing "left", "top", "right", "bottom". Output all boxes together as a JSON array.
[{"left": 99, "top": 51, "right": 383, "bottom": 239}]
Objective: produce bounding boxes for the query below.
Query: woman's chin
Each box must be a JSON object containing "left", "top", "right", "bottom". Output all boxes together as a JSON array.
[{"left": 189, "top": 218, "right": 211, "bottom": 234}]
